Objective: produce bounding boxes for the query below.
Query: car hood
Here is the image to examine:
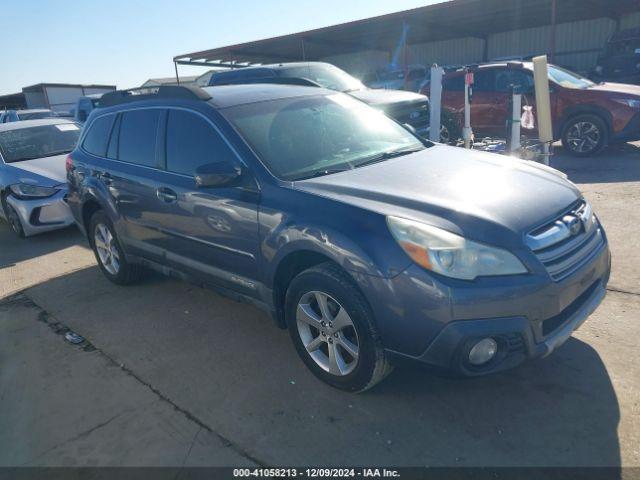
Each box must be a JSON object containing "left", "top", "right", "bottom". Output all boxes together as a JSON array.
[
  {"left": 9, "top": 154, "right": 68, "bottom": 186},
  {"left": 293, "top": 145, "right": 581, "bottom": 247},
  {"left": 588, "top": 82, "right": 640, "bottom": 96},
  {"left": 349, "top": 88, "right": 428, "bottom": 108}
]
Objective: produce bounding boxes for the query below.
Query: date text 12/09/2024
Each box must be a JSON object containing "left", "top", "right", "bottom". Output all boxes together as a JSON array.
[{"left": 233, "top": 468, "right": 400, "bottom": 478}]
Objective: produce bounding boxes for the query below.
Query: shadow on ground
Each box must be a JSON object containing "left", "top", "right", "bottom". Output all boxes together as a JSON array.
[
  {"left": 14, "top": 265, "right": 621, "bottom": 468},
  {"left": 552, "top": 143, "right": 640, "bottom": 184},
  {"left": 0, "top": 223, "right": 85, "bottom": 267}
]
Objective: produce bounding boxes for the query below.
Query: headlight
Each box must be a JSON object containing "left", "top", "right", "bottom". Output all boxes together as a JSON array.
[
  {"left": 613, "top": 98, "right": 640, "bottom": 109},
  {"left": 9, "top": 184, "right": 58, "bottom": 199},
  {"left": 387, "top": 216, "right": 527, "bottom": 280}
]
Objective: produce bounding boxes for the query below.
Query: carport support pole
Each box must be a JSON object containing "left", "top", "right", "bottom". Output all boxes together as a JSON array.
[
  {"left": 508, "top": 86, "right": 522, "bottom": 154},
  {"left": 174, "top": 62, "right": 180, "bottom": 85},
  {"left": 533, "top": 55, "right": 553, "bottom": 165},
  {"left": 550, "top": 0, "right": 557, "bottom": 63},
  {"left": 463, "top": 69, "right": 473, "bottom": 149},
  {"left": 429, "top": 64, "right": 444, "bottom": 143}
]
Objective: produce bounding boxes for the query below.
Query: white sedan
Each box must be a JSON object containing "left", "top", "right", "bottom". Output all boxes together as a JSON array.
[{"left": 0, "top": 119, "right": 81, "bottom": 237}]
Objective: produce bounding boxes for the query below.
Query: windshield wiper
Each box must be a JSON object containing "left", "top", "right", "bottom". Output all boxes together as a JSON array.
[
  {"left": 354, "top": 147, "right": 424, "bottom": 168},
  {"left": 293, "top": 167, "right": 353, "bottom": 180},
  {"left": 13, "top": 150, "right": 72, "bottom": 162},
  {"left": 40, "top": 150, "right": 72, "bottom": 158}
]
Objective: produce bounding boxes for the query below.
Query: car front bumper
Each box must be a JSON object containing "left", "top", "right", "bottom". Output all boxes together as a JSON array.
[
  {"left": 5, "top": 189, "right": 74, "bottom": 236},
  {"left": 613, "top": 112, "right": 640, "bottom": 143},
  {"left": 362, "top": 235, "right": 611, "bottom": 376}
]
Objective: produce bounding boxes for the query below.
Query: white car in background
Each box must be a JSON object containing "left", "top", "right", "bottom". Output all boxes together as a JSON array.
[
  {"left": 0, "top": 119, "right": 80, "bottom": 237},
  {"left": 0, "top": 109, "right": 58, "bottom": 123}
]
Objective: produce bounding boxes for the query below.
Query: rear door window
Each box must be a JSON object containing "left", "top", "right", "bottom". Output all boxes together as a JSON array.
[
  {"left": 118, "top": 109, "right": 161, "bottom": 167},
  {"left": 443, "top": 75, "right": 464, "bottom": 91},
  {"left": 472, "top": 70, "right": 495, "bottom": 92},
  {"left": 82, "top": 115, "right": 115, "bottom": 157},
  {"left": 494, "top": 69, "right": 534, "bottom": 92},
  {"left": 165, "top": 109, "right": 237, "bottom": 176}
]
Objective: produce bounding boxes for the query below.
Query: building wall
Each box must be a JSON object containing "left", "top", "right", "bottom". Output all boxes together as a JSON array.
[
  {"left": 620, "top": 11, "right": 640, "bottom": 29},
  {"left": 321, "top": 50, "right": 389, "bottom": 78},
  {"left": 487, "top": 17, "right": 616, "bottom": 72},
  {"left": 408, "top": 37, "right": 485, "bottom": 67},
  {"left": 324, "top": 12, "right": 640, "bottom": 79},
  {"left": 45, "top": 86, "right": 85, "bottom": 112},
  {"left": 25, "top": 86, "right": 115, "bottom": 112},
  {"left": 23, "top": 91, "right": 46, "bottom": 109}
]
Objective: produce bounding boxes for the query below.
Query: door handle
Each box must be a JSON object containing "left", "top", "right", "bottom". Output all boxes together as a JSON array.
[
  {"left": 98, "top": 172, "right": 113, "bottom": 185},
  {"left": 156, "top": 187, "right": 178, "bottom": 204}
]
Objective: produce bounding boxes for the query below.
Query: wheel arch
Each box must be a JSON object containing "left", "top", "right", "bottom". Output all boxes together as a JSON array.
[
  {"left": 271, "top": 249, "right": 375, "bottom": 330},
  {"left": 557, "top": 105, "right": 613, "bottom": 139}
]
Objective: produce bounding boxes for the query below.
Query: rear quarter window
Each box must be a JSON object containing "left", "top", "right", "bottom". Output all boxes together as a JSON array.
[{"left": 82, "top": 115, "right": 115, "bottom": 157}]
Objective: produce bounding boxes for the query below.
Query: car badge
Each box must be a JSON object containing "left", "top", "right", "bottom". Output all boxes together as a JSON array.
[{"left": 562, "top": 215, "right": 582, "bottom": 236}]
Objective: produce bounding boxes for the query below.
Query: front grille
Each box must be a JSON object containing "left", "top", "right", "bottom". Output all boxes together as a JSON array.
[
  {"left": 505, "top": 333, "right": 525, "bottom": 354},
  {"left": 385, "top": 101, "right": 429, "bottom": 128},
  {"left": 526, "top": 200, "right": 605, "bottom": 281}
]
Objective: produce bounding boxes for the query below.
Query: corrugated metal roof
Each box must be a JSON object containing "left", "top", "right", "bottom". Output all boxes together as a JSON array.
[{"left": 174, "top": 0, "right": 639, "bottom": 67}]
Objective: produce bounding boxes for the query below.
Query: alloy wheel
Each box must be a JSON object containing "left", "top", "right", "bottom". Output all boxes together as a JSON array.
[
  {"left": 296, "top": 291, "right": 360, "bottom": 376},
  {"left": 6, "top": 204, "right": 24, "bottom": 236},
  {"left": 94, "top": 223, "right": 120, "bottom": 275},
  {"left": 566, "top": 121, "right": 601, "bottom": 154}
]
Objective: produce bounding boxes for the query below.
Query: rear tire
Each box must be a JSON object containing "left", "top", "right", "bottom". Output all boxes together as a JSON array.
[
  {"left": 285, "top": 262, "right": 392, "bottom": 392},
  {"left": 561, "top": 114, "right": 608, "bottom": 157},
  {"left": 89, "top": 210, "right": 143, "bottom": 285}
]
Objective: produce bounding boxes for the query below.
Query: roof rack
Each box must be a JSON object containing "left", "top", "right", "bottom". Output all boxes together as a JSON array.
[
  {"left": 211, "top": 76, "right": 320, "bottom": 88},
  {"left": 100, "top": 85, "right": 211, "bottom": 107}
]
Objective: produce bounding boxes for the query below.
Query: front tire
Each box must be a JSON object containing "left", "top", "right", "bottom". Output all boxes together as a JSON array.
[
  {"left": 3, "top": 201, "right": 26, "bottom": 238},
  {"left": 89, "top": 210, "right": 143, "bottom": 285},
  {"left": 561, "top": 114, "right": 608, "bottom": 157},
  {"left": 285, "top": 262, "right": 392, "bottom": 392}
]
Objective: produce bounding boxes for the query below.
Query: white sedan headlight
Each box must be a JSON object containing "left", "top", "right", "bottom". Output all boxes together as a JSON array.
[
  {"left": 9, "top": 183, "right": 58, "bottom": 199},
  {"left": 387, "top": 216, "right": 527, "bottom": 280}
]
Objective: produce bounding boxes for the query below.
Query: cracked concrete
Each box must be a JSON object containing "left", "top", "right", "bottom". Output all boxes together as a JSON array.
[{"left": 0, "top": 295, "right": 256, "bottom": 467}]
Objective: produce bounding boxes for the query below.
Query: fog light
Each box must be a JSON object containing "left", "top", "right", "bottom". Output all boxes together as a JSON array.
[{"left": 468, "top": 338, "right": 498, "bottom": 366}]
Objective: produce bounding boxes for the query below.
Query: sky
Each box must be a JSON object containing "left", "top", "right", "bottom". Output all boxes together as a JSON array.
[{"left": 0, "top": 0, "right": 445, "bottom": 96}]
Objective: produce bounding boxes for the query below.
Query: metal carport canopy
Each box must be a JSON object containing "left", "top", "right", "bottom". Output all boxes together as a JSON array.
[{"left": 174, "top": 0, "right": 638, "bottom": 68}]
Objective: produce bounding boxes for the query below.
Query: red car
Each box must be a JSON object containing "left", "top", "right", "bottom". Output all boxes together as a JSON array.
[{"left": 421, "top": 62, "right": 640, "bottom": 156}]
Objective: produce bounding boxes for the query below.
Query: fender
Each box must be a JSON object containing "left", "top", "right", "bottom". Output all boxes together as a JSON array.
[
  {"left": 264, "top": 225, "right": 386, "bottom": 286},
  {"left": 78, "top": 175, "right": 121, "bottom": 233}
]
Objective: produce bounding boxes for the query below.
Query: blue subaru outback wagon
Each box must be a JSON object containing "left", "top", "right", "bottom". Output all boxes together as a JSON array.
[{"left": 66, "top": 84, "right": 610, "bottom": 392}]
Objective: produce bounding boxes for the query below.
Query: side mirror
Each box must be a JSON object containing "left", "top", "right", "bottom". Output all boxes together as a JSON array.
[{"left": 195, "top": 161, "right": 242, "bottom": 188}]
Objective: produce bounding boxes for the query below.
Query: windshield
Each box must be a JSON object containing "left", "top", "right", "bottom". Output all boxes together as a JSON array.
[
  {"left": 224, "top": 93, "right": 426, "bottom": 181},
  {"left": 0, "top": 123, "right": 81, "bottom": 163},
  {"left": 18, "top": 111, "right": 56, "bottom": 120},
  {"left": 282, "top": 64, "right": 365, "bottom": 92},
  {"left": 548, "top": 65, "right": 595, "bottom": 89}
]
